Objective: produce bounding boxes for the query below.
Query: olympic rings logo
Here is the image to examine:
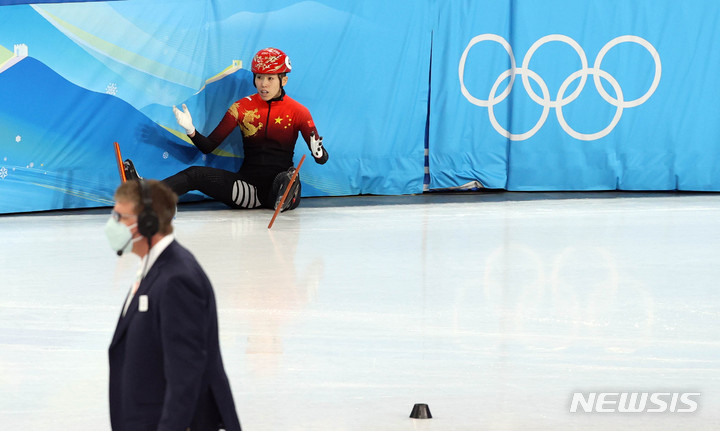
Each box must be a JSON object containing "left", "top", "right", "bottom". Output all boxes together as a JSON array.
[{"left": 459, "top": 34, "right": 661, "bottom": 141}]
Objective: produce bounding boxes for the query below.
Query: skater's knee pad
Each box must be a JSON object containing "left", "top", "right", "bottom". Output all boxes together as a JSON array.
[{"left": 232, "top": 179, "right": 261, "bottom": 208}]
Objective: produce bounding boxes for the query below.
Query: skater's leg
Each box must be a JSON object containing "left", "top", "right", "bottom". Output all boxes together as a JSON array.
[{"left": 163, "top": 166, "right": 261, "bottom": 209}]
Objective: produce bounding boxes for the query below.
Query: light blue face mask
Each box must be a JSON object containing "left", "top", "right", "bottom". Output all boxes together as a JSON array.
[{"left": 104, "top": 216, "right": 138, "bottom": 256}]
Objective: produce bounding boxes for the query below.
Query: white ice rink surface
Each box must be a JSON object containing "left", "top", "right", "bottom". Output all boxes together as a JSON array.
[{"left": 1, "top": 192, "right": 719, "bottom": 430}]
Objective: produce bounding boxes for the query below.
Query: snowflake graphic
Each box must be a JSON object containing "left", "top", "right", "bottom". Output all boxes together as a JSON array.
[
  {"left": 162, "top": 151, "right": 169, "bottom": 159},
  {"left": 106, "top": 83, "right": 118, "bottom": 95},
  {"left": 15, "top": 135, "right": 21, "bottom": 143},
  {"left": 0, "top": 167, "right": 8, "bottom": 179}
]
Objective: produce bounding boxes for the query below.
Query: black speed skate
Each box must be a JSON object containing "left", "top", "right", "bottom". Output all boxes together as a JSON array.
[
  {"left": 273, "top": 168, "right": 301, "bottom": 212},
  {"left": 123, "top": 159, "right": 142, "bottom": 181}
]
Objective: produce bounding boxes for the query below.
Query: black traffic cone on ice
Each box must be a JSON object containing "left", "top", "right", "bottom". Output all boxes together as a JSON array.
[{"left": 410, "top": 403, "right": 432, "bottom": 419}]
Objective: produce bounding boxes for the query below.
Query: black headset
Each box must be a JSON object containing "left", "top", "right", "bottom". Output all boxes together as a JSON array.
[{"left": 137, "top": 180, "right": 159, "bottom": 239}]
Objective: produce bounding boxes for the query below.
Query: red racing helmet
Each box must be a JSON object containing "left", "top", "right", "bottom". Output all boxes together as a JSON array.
[{"left": 251, "top": 48, "right": 292, "bottom": 74}]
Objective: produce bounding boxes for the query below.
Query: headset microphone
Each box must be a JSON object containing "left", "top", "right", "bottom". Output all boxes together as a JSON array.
[{"left": 117, "top": 236, "right": 133, "bottom": 256}]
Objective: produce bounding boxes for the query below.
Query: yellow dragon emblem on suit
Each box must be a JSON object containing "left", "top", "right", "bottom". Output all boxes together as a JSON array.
[{"left": 230, "top": 104, "right": 263, "bottom": 137}]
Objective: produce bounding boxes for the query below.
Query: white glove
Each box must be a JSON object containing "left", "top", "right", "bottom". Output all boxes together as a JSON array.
[
  {"left": 309, "top": 131, "right": 328, "bottom": 164},
  {"left": 173, "top": 104, "right": 195, "bottom": 135},
  {"left": 310, "top": 131, "right": 324, "bottom": 159}
]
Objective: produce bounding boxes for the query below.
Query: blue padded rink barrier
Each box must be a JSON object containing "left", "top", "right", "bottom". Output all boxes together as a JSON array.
[{"left": 1, "top": 191, "right": 719, "bottom": 430}]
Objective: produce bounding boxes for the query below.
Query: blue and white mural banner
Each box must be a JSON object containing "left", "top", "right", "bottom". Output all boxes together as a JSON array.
[
  {"left": 429, "top": 0, "right": 720, "bottom": 191},
  {"left": 3, "top": 0, "right": 720, "bottom": 214},
  {"left": 0, "top": 0, "right": 430, "bottom": 213}
]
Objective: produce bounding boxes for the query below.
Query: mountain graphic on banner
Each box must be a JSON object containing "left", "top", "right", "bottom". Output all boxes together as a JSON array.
[{"left": 0, "top": 56, "right": 240, "bottom": 213}]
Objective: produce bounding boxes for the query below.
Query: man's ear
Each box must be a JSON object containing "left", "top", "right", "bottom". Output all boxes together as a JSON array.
[{"left": 281, "top": 75, "right": 289, "bottom": 87}]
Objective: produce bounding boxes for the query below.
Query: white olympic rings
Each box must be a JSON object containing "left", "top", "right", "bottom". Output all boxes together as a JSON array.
[{"left": 458, "top": 34, "right": 661, "bottom": 141}]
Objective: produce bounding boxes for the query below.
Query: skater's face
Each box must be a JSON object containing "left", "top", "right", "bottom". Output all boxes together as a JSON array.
[{"left": 255, "top": 73, "right": 287, "bottom": 101}]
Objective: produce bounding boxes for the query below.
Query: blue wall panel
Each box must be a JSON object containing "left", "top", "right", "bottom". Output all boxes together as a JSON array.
[
  {"left": 430, "top": 0, "right": 720, "bottom": 191},
  {"left": 1, "top": 0, "right": 719, "bottom": 213}
]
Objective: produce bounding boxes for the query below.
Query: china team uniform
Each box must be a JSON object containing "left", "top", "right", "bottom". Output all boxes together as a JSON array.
[{"left": 163, "top": 91, "right": 327, "bottom": 209}]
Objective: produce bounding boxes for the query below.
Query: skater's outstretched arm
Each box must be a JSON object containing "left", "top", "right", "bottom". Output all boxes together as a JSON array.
[
  {"left": 173, "top": 104, "right": 235, "bottom": 155},
  {"left": 298, "top": 112, "right": 328, "bottom": 164}
]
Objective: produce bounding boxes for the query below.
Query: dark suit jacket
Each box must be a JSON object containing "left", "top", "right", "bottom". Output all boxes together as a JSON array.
[{"left": 109, "top": 240, "right": 241, "bottom": 431}]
